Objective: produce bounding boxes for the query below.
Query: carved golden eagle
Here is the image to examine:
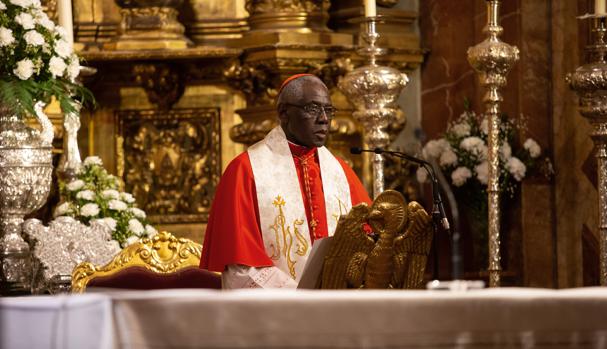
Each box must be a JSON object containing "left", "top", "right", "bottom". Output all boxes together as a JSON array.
[{"left": 318, "top": 190, "right": 433, "bottom": 289}]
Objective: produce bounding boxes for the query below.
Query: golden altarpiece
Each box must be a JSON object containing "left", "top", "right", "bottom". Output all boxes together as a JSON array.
[{"left": 49, "top": 0, "right": 423, "bottom": 242}]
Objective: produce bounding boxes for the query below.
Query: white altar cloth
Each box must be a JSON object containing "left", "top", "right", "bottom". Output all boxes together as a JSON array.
[
  {"left": 0, "top": 293, "right": 113, "bottom": 349},
  {"left": 110, "top": 287, "right": 607, "bottom": 349},
  {"left": 2, "top": 287, "right": 607, "bottom": 349}
]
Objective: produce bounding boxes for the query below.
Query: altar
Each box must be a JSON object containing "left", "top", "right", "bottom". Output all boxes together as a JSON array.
[{"left": 3, "top": 288, "right": 607, "bottom": 349}]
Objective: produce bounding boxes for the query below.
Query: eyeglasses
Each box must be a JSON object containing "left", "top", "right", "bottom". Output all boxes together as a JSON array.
[{"left": 286, "top": 103, "right": 336, "bottom": 120}]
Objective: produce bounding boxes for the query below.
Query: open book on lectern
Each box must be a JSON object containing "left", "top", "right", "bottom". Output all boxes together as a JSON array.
[{"left": 297, "top": 236, "right": 332, "bottom": 289}]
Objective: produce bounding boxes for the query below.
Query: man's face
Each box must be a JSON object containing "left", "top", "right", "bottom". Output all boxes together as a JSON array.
[{"left": 279, "top": 79, "right": 332, "bottom": 148}]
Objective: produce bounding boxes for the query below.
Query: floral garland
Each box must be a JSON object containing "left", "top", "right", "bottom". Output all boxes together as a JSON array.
[
  {"left": 419, "top": 108, "right": 542, "bottom": 199},
  {"left": 0, "top": 0, "right": 92, "bottom": 116},
  {"left": 55, "top": 156, "right": 157, "bottom": 247}
]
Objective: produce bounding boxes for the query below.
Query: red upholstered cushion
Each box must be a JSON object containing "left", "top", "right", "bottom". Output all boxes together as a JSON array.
[{"left": 87, "top": 266, "right": 222, "bottom": 290}]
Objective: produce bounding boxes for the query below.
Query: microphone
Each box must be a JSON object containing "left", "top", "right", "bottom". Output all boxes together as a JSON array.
[{"left": 350, "top": 147, "right": 450, "bottom": 231}]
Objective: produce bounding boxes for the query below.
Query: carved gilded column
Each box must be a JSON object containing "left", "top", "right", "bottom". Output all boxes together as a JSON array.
[
  {"left": 182, "top": 0, "right": 248, "bottom": 45},
  {"left": 246, "top": 0, "right": 330, "bottom": 31},
  {"left": 73, "top": 0, "right": 120, "bottom": 50},
  {"left": 107, "top": 0, "right": 192, "bottom": 50}
]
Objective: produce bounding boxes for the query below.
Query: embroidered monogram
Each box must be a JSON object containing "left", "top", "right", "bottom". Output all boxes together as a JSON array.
[{"left": 268, "top": 196, "right": 308, "bottom": 278}]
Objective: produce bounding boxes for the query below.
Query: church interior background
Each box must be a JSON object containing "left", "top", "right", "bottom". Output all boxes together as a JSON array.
[{"left": 29, "top": 0, "right": 599, "bottom": 289}]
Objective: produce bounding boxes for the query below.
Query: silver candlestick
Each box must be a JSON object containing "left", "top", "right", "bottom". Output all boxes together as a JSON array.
[
  {"left": 568, "top": 16, "right": 607, "bottom": 285},
  {"left": 339, "top": 17, "right": 409, "bottom": 198},
  {"left": 467, "top": 0, "right": 519, "bottom": 287}
]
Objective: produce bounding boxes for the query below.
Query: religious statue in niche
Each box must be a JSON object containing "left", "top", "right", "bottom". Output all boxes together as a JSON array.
[{"left": 318, "top": 190, "right": 433, "bottom": 289}]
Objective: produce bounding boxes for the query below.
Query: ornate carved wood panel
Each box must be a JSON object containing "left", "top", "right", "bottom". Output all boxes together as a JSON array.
[{"left": 116, "top": 108, "right": 221, "bottom": 224}]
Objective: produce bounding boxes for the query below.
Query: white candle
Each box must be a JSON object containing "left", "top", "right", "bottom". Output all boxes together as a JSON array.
[
  {"left": 57, "top": 0, "right": 74, "bottom": 44},
  {"left": 597, "top": 0, "right": 606, "bottom": 15},
  {"left": 364, "top": 0, "right": 376, "bottom": 17}
]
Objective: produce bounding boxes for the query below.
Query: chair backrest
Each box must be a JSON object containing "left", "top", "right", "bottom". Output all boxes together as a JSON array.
[{"left": 71, "top": 231, "right": 221, "bottom": 292}]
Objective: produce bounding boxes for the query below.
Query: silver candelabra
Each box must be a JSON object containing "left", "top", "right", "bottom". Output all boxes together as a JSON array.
[{"left": 339, "top": 17, "right": 409, "bottom": 198}]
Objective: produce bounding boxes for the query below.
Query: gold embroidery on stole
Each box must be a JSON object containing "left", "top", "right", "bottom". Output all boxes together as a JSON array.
[
  {"left": 268, "top": 195, "right": 309, "bottom": 278},
  {"left": 331, "top": 196, "right": 350, "bottom": 225}
]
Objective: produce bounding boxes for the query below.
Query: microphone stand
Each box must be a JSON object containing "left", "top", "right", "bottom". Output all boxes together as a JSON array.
[{"left": 430, "top": 158, "right": 463, "bottom": 280}]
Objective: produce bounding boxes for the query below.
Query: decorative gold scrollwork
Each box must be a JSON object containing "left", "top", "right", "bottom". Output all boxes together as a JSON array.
[
  {"left": 245, "top": 0, "right": 330, "bottom": 15},
  {"left": 117, "top": 108, "right": 221, "bottom": 224},
  {"left": 268, "top": 195, "right": 308, "bottom": 278},
  {"left": 132, "top": 63, "right": 185, "bottom": 110},
  {"left": 71, "top": 231, "right": 202, "bottom": 293}
]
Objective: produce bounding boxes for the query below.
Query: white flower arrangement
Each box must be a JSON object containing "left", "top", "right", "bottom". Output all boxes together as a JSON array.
[
  {"left": 419, "top": 109, "right": 542, "bottom": 198},
  {"left": 0, "top": 0, "right": 92, "bottom": 117},
  {"left": 55, "top": 156, "right": 156, "bottom": 247}
]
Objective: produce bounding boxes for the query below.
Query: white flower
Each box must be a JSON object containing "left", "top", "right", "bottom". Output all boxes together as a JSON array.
[
  {"left": 128, "top": 219, "right": 144, "bottom": 236},
  {"left": 15, "top": 12, "right": 35, "bottom": 30},
  {"left": 451, "top": 123, "right": 471, "bottom": 137},
  {"left": 475, "top": 161, "right": 489, "bottom": 185},
  {"left": 524, "top": 138, "right": 541, "bottom": 158},
  {"left": 0, "top": 27, "right": 15, "bottom": 47},
  {"left": 66, "top": 179, "right": 85, "bottom": 191},
  {"left": 24, "top": 30, "right": 44, "bottom": 46},
  {"left": 500, "top": 142, "right": 512, "bottom": 160},
  {"left": 9, "top": 0, "right": 32, "bottom": 8},
  {"left": 76, "top": 189, "right": 95, "bottom": 201},
  {"left": 102, "top": 189, "right": 120, "bottom": 200},
  {"left": 54, "top": 26, "right": 67, "bottom": 39},
  {"left": 108, "top": 199, "right": 127, "bottom": 211},
  {"left": 460, "top": 136, "right": 484, "bottom": 151},
  {"left": 66, "top": 56, "right": 79, "bottom": 81},
  {"left": 83, "top": 156, "right": 103, "bottom": 167},
  {"left": 480, "top": 118, "right": 489, "bottom": 135},
  {"left": 507, "top": 157, "right": 527, "bottom": 181},
  {"left": 48, "top": 56, "right": 66, "bottom": 77},
  {"left": 33, "top": 10, "right": 54, "bottom": 30},
  {"left": 13, "top": 59, "right": 34, "bottom": 80},
  {"left": 80, "top": 203, "right": 100, "bottom": 217},
  {"left": 54, "top": 202, "right": 71, "bottom": 217},
  {"left": 0, "top": 1, "right": 6, "bottom": 10},
  {"left": 54, "top": 39, "right": 71, "bottom": 58},
  {"left": 451, "top": 166, "right": 472, "bottom": 187},
  {"left": 416, "top": 167, "right": 428, "bottom": 184},
  {"left": 423, "top": 139, "right": 449, "bottom": 159},
  {"left": 129, "top": 207, "right": 146, "bottom": 219},
  {"left": 460, "top": 136, "right": 488, "bottom": 159},
  {"left": 120, "top": 192, "right": 136, "bottom": 204},
  {"left": 125, "top": 235, "right": 140, "bottom": 246},
  {"left": 145, "top": 225, "right": 158, "bottom": 237},
  {"left": 93, "top": 217, "right": 117, "bottom": 232},
  {"left": 439, "top": 147, "right": 458, "bottom": 167}
]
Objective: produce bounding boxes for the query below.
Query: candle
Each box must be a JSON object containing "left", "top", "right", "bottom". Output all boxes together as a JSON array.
[
  {"left": 57, "top": 0, "right": 74, "bottom": 44},
  {"left": 597, "top": 0, "right": 606, "bottom": 15},
  {"left": 364, "top": 0, "right": 376, "bottom": 18}
]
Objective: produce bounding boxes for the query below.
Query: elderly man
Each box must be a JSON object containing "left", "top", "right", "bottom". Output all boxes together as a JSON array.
[{"left": 200, "top": 74, "right": 371, "bottom": 288}]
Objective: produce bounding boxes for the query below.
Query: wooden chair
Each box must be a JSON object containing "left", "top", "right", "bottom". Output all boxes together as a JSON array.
[{"left": 71, "top": 231, "right": 221, "bottom": 293}]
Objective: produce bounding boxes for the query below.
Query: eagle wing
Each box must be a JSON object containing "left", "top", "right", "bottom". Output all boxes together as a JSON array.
[
  {"left": 392, "top": 201, "right": 433, "bottom": 289},
  {"left": 319, "top": 203, "right": 375, "bottom": 289}
]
